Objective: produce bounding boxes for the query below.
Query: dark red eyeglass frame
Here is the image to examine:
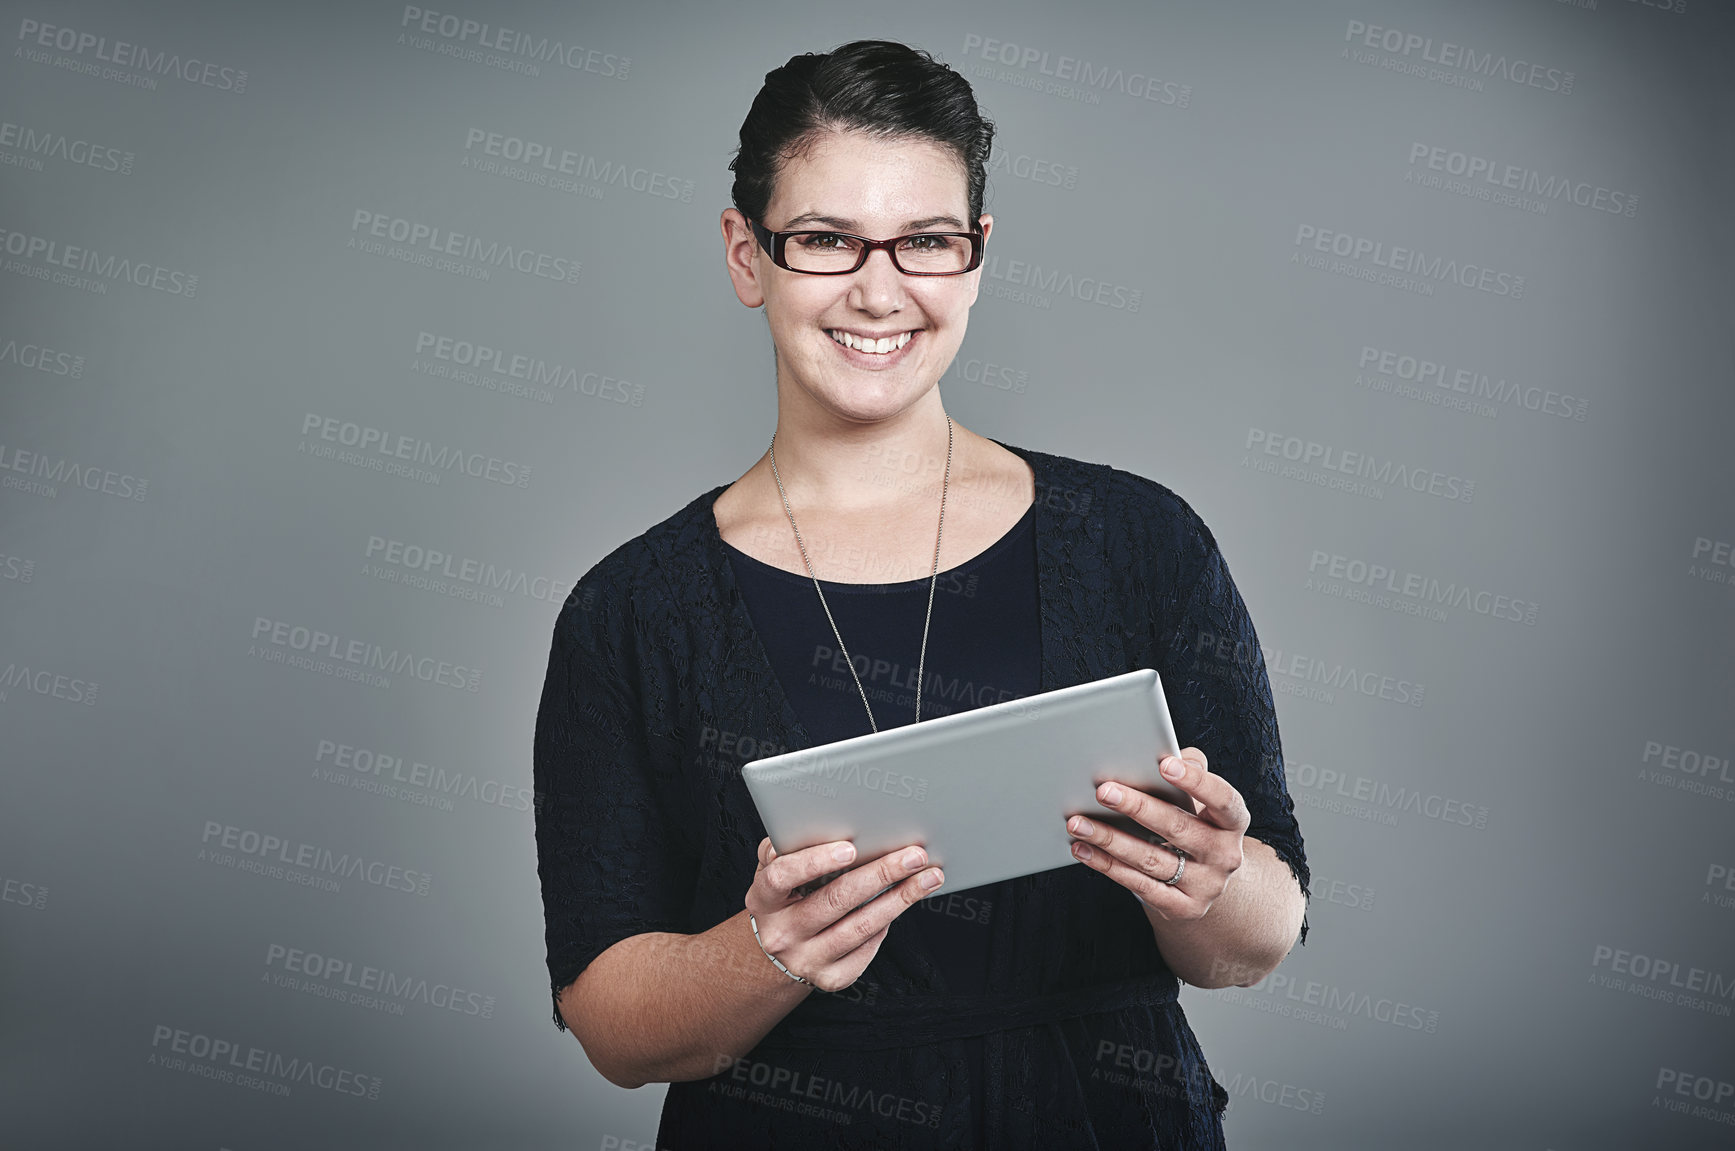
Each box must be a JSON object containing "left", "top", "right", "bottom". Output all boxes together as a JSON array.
[{"left": 748, "top": 219, "right": 985, "bottom": 276}]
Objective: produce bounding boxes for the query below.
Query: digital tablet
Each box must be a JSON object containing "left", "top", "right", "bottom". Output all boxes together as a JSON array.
[{"left": 740, "top": 668, "right": 1190, "bottom": 895}]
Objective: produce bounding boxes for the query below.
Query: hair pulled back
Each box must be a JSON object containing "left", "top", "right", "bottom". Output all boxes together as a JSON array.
[{"left": 730, "top": 40, "right": 995, "bottom": 229}]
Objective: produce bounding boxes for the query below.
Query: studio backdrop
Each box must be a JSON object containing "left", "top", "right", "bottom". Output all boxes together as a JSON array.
[{"left": 2, "top": 1, "right": 1731, "bottom": 1148}]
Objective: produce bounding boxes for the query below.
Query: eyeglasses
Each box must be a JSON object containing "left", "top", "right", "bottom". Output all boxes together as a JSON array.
[{"left": 749, "top": 219, "right": 984, "bottom": 276}]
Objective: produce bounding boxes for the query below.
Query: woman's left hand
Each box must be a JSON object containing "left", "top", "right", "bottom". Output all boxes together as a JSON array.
[{"left": 1064, "top": 747, "right": 1250, "bottom": 920}]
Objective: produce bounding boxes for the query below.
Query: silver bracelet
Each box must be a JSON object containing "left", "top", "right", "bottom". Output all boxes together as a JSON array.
[{"left": 749, "top": 912, "right": 811, "bottom": 986}]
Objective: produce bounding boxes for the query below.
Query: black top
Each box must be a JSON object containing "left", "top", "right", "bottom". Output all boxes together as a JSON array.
[
  {"left": 721, "top": 496, "right": 1040, "bottom": 982},
  {"left": 724, "top": 499, "right": 1040, "bottom": 1143},
  {"left": 534, "top": 441, "right": 1309, "bottom": 1149}
]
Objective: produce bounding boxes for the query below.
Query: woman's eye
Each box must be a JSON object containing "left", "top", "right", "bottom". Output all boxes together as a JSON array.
[
  {"left": 801, "top": 233, "right": 846, "bottom": 249},
  {"left": 905, "top": 235, "right": 952, "bottom": 250}
]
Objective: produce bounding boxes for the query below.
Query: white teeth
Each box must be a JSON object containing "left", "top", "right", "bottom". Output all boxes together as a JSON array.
[{"left": 830, "top": 330, "right": 913, "bottom": 354}]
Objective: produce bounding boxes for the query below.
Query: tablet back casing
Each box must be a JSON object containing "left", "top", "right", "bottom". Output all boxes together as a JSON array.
[{"left": 741, "top": 668, "right": 1186, "bottom": 894}]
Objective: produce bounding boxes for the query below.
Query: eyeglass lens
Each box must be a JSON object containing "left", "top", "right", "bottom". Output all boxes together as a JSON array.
[{"left": 782, "top": 232, "right": 973, "bottom": 274}]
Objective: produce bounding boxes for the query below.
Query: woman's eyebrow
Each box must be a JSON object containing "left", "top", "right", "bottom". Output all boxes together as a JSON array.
[{"left": 780, "top": 212, "right": 968, "bottom": 231}]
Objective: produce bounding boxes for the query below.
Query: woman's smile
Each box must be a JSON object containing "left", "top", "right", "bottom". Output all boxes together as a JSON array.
[{"left": 825, "top": 327, "right": 920, "bottom": 366}]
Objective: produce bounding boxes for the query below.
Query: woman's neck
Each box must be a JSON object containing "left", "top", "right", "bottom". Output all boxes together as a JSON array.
[{"left": 764, "top": 392, "right": 960, "bottom": 514}]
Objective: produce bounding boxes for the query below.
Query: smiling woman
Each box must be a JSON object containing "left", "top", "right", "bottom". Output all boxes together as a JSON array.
[{"left": 533, "top": 39, "right": 1309, "bottom": 1151}]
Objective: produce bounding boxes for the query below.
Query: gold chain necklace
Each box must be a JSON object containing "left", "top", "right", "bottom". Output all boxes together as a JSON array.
[{"left": 766, "top": 417, "right": 953, "bottom": 732}]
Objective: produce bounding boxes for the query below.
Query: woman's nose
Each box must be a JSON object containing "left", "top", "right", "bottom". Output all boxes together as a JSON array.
[{"left": 848, "top": 247, "right": 907, "bottom": 313}]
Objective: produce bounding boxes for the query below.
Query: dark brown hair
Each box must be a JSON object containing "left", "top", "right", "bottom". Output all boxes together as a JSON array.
[{"left": 730, "top": 40, "right": 995, "bottom": 229}]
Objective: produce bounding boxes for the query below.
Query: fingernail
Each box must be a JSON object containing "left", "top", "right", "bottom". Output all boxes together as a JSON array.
[
  {"left": 902, "top": 848, "right": 926, "bottom": 870},
  {"left": 1069, "top": 816, "right": 1094, "bottom": 836},
  {"left": 1073, "top": 843, "right": 1094, "bottom": 861},
  {"left": 920, "top": 869, "right": 942, "bottom": 889},
  {"left": 833, "top": 843, "right": 855, "bottom": 863},
  {"left": 1160, "top": 757, "right": 1183, "bottom": 779},
  {"left": 1100, "top": 783, "right": 1123, "bottom": 806}
]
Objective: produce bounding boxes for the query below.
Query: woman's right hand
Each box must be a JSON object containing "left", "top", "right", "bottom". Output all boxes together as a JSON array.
[{"left": 745, "top": 837, "right": 944, "bottom": 992}]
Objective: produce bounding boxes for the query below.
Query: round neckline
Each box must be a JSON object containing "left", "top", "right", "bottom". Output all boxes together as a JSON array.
[{"left": 720, "top": 497, "right": 1036, "bottom": 591}]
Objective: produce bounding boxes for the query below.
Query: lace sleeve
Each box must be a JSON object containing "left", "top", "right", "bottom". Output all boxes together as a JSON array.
[
  {"left": 532, "top": 562, "right": 699, "bottom": 1031},
  {"left": 1161, "top": 515, "right": 1311, "bottom": 945}
]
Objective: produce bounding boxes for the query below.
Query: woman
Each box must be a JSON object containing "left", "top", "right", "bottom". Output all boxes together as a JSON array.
[{"left": 534, "top": 40, "right": 1309, "bottom": 1149}]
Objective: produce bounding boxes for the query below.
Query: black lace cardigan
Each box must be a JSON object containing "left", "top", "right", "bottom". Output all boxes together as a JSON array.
[{"left": 534, "top": 440, "right": 1310, "bottom": 1149}]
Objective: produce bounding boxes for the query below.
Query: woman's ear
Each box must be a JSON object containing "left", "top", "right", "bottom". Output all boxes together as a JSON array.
[{"left": 721, "top": 209, "right": 766, "bottom": 308}]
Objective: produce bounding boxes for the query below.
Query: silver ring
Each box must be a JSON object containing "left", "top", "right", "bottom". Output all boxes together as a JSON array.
[
  {"left": 750, "top": 912, "right": 810, "bottom": 985},
  {"left": 1160, "top": 847, "right": 1186, "bottom": 887}
]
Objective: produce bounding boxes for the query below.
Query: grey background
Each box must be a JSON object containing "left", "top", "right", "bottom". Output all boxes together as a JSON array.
[{"left": 2, "top": 0, "right": 1732, "bottom": 1147}]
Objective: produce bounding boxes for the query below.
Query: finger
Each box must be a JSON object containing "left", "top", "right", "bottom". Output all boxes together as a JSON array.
[
  {"left": 1069, "top": 807, "right": 1206, "bottom": 882},
  {"left": 809, "top": 860, "right": 943, "bottom": 959},
  {"left": 1157, "top": 750, "right": 1250, "bottom": 833},
  {"left": 805, "top": 847, "right": 943, "bottom": 937},
  {"left": 761, "top": 839, "right": 858, "bottom": 901},
  {"left": 1069, "top": 836, "right": 1196, "bottom": 915},
  {"left": 1089, "top": 777, "right": 1198, "bottom": 852},
  {"left": 808, "top": 923, "right": 892, "bottom": 993}
]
